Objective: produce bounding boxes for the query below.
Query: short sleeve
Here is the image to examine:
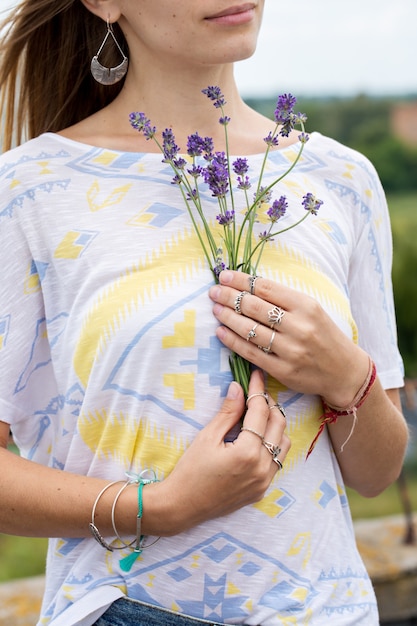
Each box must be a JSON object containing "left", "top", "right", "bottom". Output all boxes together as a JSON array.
[
  {"left": 347, "top": 157, "right": 404, "bottom": 389},
  {"left": 0, "top": 151, "right": 59, "bottom": 455}
]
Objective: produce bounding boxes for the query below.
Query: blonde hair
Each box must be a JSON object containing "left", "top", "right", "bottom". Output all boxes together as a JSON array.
[{"left": 0, "top": 0, "right": 127, "bottom": 151}]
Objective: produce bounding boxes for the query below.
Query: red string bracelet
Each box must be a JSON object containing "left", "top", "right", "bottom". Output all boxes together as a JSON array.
[{"left": 306, "top": 358, "right": 377, "bottom": 459}]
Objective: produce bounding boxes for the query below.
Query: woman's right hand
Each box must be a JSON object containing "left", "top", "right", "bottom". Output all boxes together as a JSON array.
[{"left": 142, "top": 368, "right": 291, "bottom": 536}]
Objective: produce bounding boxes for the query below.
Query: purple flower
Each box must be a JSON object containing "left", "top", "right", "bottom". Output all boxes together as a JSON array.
[
  {"left": 237, "top": 176, "right": 251, "bottom": 190},
  {"left": 213, "top": 249, "right": 227, "bottom": 278},
  {"left": 267, "top": 196, "right": 288, "bottom": 222},
  {"left": 298, "top": 132, "right": 310, "bottom": 144},
  {"left": 202, "top": 137, "right": 215, "bottom": 161},
  {"left": 259, "top": 230, "right": 273, "bottom": 242},
  {"left": 203, "top": 151, "right": 229, "bottom": 197},
  {"left": 302, "top": 192, "right": 323, "bottom": 215},
  {"left": 173, "top": 157, "right": 187, "bottom": 170},
  {"left": 129, "top": 112, "right": 156, "bottom": 139},
  {"left": 202, "top": 86, "right": 226, "bottom": 109},
  {"left": 263, "top": 131, "right": 279, "bottom": 147},
  {"left": 187, "top": 133, "right": 205, "bottom": 157},
  {"left": 162, "top": 128, "right": 180, "bottom": 161},
  {"left": 216, "top": 210, "right": 235, "bottom": 226},
  {"left": 273, "top": 94, "right": 307, "bottom": 138},
  {"left": 219, "top": 116, "right": 231, "bottom": 126},
  {"left": 213, "top": 261, "right": 227, "bottom": 278},
  {"left": 274, "top": 93, "right": 297, "bottom": 124},
  {"left": 187, "top": 164, "right": 203, "bottom": 178},
  {"left": 186, "top": 189, "right": 198, "bottom": 201},
  {"left": 232, "top": 158, "right": 249, "bottom": 176},
  {"left": 254, "top": 186, "right": 272, "bottom": 206}
]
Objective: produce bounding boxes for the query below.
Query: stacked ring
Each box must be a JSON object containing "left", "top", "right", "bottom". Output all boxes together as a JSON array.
[
  {"left": 234, "top": 291, "right": 249, "bottom": 315},
  {"left": 245, "top": 392, "right": 269, "bottom": 408},
  {"left": 246, "top": 323, "right": 259, "bottom": 341},
  {"left": 240, "top": 427, "right": 264, "bottom": 442},
  {"left": 267, "top": 305, "right": 285, "bottom": 328},
  {"left": 248, "top": 275, "right": 261, "bottom": 295},
  {"left": 269, "top": 403, "right": 287, "bottom": 419},
  {"left": 258, "top": 330, "right": 276, "bottom": 354}
]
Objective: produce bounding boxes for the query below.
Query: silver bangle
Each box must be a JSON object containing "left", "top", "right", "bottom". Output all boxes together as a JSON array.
[{"left": 89, "top": 480, "right": 125, "bottom": 551}]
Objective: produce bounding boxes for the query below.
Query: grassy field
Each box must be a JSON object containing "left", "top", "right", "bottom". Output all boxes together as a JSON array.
[
  {"left": 1, "top": 191, "right": 416, "bottom": 584},
  {"left": 387, "top": 191, "right": 417, "bottom": 218}
]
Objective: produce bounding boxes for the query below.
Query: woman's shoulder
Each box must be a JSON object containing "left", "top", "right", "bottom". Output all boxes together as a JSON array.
[{"left": 302, "top": 132, "right": 382, "bottom": 187}]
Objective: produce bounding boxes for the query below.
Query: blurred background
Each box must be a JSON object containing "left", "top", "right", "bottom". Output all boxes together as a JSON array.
[{"left": 1, "top": 0, "right": 416, "bottom": 623}]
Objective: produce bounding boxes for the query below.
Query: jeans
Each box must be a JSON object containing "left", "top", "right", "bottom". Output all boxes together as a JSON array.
[{"left": 93, "top": 597, "right": 227, "bottom": 626}]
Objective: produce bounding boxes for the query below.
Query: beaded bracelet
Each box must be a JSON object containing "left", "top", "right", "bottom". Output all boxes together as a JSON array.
[{"left": 306, "top": 357, "right": 377, "bottom": 459}]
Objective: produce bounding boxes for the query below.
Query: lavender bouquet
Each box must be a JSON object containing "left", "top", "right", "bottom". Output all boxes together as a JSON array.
[{"left": 129, "top": 89, "right": 322, "bottom": 395}]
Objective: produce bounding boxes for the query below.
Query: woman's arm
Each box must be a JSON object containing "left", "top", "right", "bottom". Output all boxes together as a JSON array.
[
  {"left": 0, "top": 370, "right": 290, "bottom": 539},
  {"left": 209, "top": 270, "right": 409, "bottom": 496}
]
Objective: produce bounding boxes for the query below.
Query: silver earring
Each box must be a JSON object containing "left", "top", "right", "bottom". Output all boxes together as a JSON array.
[{"left": 91, "top": 19, "right": 128, "bottom": 85}]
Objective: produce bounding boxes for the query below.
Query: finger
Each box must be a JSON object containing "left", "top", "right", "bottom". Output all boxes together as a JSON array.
[
  {"left": 216, "top": 269, "right": 299, "bottom": 311},
  {"left": 213, "top": 306, "right": 282, "bottom": 366},
  {"left": 203, "top": 381, "right": 246, "bottom": 442},
  {"left": 210, "top": 284, "right": 288, "bottom": 338}
]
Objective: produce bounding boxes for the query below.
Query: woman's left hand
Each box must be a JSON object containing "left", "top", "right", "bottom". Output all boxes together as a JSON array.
[{"left": 209, "top": 270, "right": 369, "bottom": 408}]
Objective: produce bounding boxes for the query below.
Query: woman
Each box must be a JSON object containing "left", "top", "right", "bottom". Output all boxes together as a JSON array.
[{"left": 0, "top": 1, "right": 408, "bottom": 625}]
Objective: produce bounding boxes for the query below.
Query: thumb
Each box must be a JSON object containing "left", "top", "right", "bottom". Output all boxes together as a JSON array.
[{"left": 208, "top": 382, "right": 245, "bottom": 438}]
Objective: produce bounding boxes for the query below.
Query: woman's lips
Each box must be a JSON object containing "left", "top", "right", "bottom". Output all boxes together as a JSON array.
[{"left": 205, "top": 4, "right": 256, "bottom": 25}]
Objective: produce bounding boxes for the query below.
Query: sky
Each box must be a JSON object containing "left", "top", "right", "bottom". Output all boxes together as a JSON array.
[
  {"left": 235, "top": 0, "right": 417, "bottom": 97},
  {"left": 2, "top": 0, "right": 416, "bottom": 98}
]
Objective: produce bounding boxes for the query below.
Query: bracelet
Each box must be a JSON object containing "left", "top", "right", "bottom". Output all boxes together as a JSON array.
[
  {"left": 306, "top": 358, "right": 377, "bottom": 459},
  {"left": 117, "top": 470, "right": 160, "bottom": 573},
  {"left": 89, "top": 480, "right": 125, "bottom": 551},
  {"left": 89, "top": 469, "right": 160, "bottom": 565},
  {"left": 110, "top": 480, "right": 137, "bottom": 549}
]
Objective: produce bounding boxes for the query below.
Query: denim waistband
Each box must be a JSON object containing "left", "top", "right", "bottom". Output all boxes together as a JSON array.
[{"left": 94, "top": 596, "right": 227, "bottom": 626}]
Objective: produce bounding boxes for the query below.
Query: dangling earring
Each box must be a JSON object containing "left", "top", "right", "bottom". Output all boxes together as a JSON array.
[{"left": 90, "top": 18, "right": 128, "bottom": 85}]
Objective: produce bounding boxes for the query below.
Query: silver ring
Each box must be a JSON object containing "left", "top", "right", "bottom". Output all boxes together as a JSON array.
[
  {"left": 262, "top": 440, "right": 281, "bottom": 457},
  {"left": 268, "top": 403, "right": 287, "bottom": 419},
  {"left": 234, "top": 291, "right": 249, "bottom": 315},
  {"left": 246, "top": 322, "right": 259, "bottom": 341},
  {"left": 246, "top": 392, "right": 269, "bottom": 408},
  {"left": 248, "top": 275, "right": 261, "bottom": 295},
  {"left": 258, "top": 330, "right": 276, "bottom": 354},
  {"left": 273, "top": 457, "right": 283, "bottom": 470},
  {"left": 267, "top": 305, "right": 285, "bottom": 328},
  {"left": 240, "top": 427, "right": 264, "bottom": 442}
]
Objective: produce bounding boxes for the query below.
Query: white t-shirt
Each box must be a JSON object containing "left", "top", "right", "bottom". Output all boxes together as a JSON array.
[{"left": 0, "top": 132, "right": 403, "bottom": 625}]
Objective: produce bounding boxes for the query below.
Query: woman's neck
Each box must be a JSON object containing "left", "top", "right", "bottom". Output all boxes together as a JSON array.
[{"left": 58, "top": 64, "right": 299, "bottom": 156}]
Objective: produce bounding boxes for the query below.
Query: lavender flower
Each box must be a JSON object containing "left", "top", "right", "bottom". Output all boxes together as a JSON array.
[
  {"left": 267, "top": 196, "right": 288, "bottom": 222},
  {"left": 302, "top": 193, "right": 323, "bottom": 215},
  {"left": 202, "top": 86, "right": 226, "bottom": 108},
  {"left": 129, "top": 86, "right": 322, "bottom": 396},
  {"left": 264, "top": 131, "right": 280, "bottom": 147},
  {"left": 203, "top": 152, "right": 229, "bottom": 198},
  {"left": 129, "top": 112, "right": 156, "bottom": 139},
  {"left": 187, "top": 133, "right": 205, "bottom": 157},
  {"left": 162, "top": 128, "right": 180, "bottom": 161},
  {"left": 216, "top": 210, "right": 235, "bottom": 226},
  {"left": 232, "top": 158, "right": 249, "bottom": 176},
  {"left": 274, "top": 93, "right": 297, "bottom": 124}
]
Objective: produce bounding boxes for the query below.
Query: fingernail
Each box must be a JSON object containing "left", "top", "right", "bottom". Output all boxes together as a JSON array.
[
  {"left": 227, "top": 381, "right": 240, "bottom": 399},
  {"left": 209, "top": 286, "right": 221, "bottom": 301},
  {"left": 220, "top": 270, "right": 233, "bottom": 284},
  {"left": 213, "top": 303, "right": 223, "bottom": 316}
]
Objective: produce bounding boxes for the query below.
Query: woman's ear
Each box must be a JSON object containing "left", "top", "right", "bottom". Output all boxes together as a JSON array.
[{"left": 78, "top": 0, "right": 121, "bottom": 22}]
